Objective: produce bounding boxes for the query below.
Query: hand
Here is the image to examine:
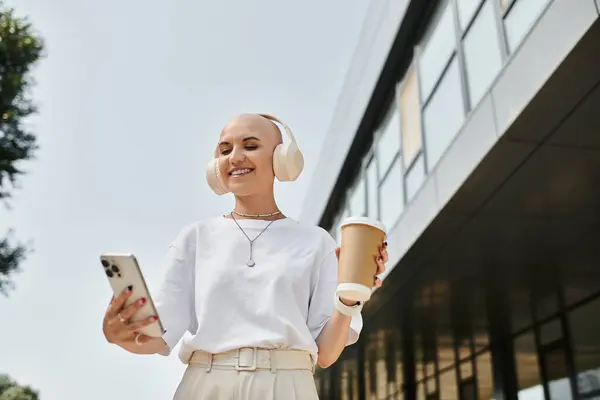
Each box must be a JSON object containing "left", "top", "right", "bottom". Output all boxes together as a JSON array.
[
  {"left": 102, "top": 286, "right": 158, "bottom": 347},
  {"left": 335, "top": 240, "right": 388, "bottom": 289}
]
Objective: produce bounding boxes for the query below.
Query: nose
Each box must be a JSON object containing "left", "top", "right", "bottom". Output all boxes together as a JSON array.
[{"left": 229, "top": 146, "right": 246, "bottom": 165}]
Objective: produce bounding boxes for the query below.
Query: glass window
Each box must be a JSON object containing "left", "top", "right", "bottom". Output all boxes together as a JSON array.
[
  {"left": 463, "top": 0, "right": 503, "bottom": 108},
  {"left": 379, "top": 157, "right": 404, "bottom": 230},
  {"left": 476, "top": 352, "right": 494, "bottom": 399},
  {"left": 460, "top": 359, "right": 474, "bottom": 379},
  {"left": 570, "top": 295, "right": 600, "bottom": 396},
  {"left": 377, "top": 104, "right": 402, "bottom": 179},
  {"left": 423, "top": 58, "right": 465, "bottom": 171},
  {"left": 400, "top": 70, "right": 422, "bottom": 167},
  {"left": 542, "top": 343, "right": 573, "bottom": 400},
  {"left": 366, "top": 157, "right": 379, "bottom": 219},
  {"left": 405, "top": 154, "right": 426, "bottom": 202},
  {"left": 350, "top": 177, "right": 366, "bottom": 217},
  {"left": 458, "top": 0, "right": 483, "bottom": 29},
  {"left": 419, "top": 2, "right": 456, "bottom": 100},
  {"left": 504, "top": 0, "right": 552, "bottom": 52},
  {"left": 539, "top": 319, "right": 562, "bottom": 345},
  {"left": 376, "top": 331, "right": 389, "bottom": 399},
  {"left": 514, "top": 332, "right": 543, "bottom": 398}
]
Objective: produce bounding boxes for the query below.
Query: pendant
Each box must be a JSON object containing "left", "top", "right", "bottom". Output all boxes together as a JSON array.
[{"left": 246, "top": 242, "right": 255, "bottom": 267}]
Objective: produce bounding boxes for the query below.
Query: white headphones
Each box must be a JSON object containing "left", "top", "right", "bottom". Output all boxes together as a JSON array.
[{"left": 205, "top": 113, "right": 305, "bottom": 195}]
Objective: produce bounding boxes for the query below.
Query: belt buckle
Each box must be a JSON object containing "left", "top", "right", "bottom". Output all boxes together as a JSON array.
[{"left": 235, "top": 347, "right": 258, "bottom": 371}]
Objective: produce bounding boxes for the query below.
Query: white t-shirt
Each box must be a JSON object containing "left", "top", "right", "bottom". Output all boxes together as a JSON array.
[{"left": 153, "top": 216, "right": 363, "bottom": 364}]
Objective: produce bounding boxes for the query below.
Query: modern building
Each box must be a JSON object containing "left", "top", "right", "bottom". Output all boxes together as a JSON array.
[{"left": 301, "top": 0, "right": 600, "bottom": 399}]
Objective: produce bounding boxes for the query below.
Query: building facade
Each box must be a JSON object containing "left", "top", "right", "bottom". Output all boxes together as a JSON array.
[{"left": 301, "top": 0, "right": 600, "bottom": 399}]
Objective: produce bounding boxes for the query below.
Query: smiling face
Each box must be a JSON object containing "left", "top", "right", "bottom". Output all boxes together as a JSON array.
[{"left": 217, "top": 114, "right": 283, "bottom": 197}]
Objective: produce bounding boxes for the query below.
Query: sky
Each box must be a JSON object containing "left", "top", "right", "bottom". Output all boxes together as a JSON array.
[{"left": 0, "top": 1, "right": 369, "bottom": 399}]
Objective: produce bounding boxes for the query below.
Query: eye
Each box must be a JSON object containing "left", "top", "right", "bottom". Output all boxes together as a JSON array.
[
  {"left": 245, "top": 145, "right": 258, "bottom": 150},
  {"left": 220, "top": 148, "right": 232, "bottom": 155}
]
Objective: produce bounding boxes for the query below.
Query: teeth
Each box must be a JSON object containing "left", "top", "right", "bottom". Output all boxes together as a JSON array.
[{"left": 231, "top": 169, "right": 251, "bottom": 176}]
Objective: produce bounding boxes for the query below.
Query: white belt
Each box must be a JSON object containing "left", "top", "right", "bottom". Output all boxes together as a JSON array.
[{"left": 187, "top": 347, "right": 314, "bottom": 373}]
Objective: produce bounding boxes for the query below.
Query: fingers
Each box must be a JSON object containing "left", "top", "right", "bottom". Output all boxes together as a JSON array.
[
  {"left": 374, "top": 277, "right": 382, "bottom": 288},
  {"left": 106, "top": 286, "right": 133, "bottom": 318},
  {"left": 128, "top": 315, "right": 159, "bottom": 332},
  {"left": 335, "top": 247, "right": 341, "bottom": 260},
  {"left": 119, "top": 297, "right": 147, "bottom": 321}
]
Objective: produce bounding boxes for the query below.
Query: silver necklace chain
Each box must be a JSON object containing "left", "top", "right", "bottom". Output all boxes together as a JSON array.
[
  {"left": 230, "top": 212, "right": 278, "bottom": 267},
  {"left": 232, "top": 210, "right": 281, "bottom": 218}
]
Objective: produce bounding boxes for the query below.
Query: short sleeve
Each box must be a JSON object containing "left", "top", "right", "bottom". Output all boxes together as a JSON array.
[
  {"left": 154, "top": 226, "right": 198, "bottom": 355},
  {"left": 306, "top": 239, "right": 363, "bottom": 346}
]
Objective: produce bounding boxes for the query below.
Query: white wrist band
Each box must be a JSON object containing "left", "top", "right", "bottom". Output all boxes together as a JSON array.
[{"left": 334, "top": 293, "right": 363, "bottom": 317}]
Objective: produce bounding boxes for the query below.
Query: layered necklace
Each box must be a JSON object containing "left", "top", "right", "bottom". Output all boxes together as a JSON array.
[{"left": 230, "top": 211, "right": 281, "bottom": 267}]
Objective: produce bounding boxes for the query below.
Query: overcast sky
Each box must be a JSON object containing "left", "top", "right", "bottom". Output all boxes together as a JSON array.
[{"left": 0, "top": 1, "right": 369, "bottom": 398}]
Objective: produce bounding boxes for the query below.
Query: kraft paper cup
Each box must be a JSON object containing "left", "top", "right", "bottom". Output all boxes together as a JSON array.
[{"left": 336, "top": 216, "right": 386, "bottom": 302}]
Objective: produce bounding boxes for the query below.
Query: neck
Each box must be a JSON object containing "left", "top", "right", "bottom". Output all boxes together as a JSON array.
[{"left": 232, "top": 193, "right": 282, "bottom": 220}]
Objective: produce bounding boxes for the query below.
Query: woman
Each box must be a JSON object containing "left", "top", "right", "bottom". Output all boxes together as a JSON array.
[{"left": 102, "top": 113, "right": 388, "bottom": 399}]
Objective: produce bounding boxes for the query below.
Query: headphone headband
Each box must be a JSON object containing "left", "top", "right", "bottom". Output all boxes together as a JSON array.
[{"left": 257, "top": 113, "right": 298, "bottom": 146}]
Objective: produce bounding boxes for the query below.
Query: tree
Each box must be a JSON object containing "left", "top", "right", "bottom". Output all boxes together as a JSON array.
[
  {"left": 0, "top": 1, "right": 44, "bottom": 295},
  {"left": 0, "top": 374, "right": 39, "bottom": 400}
]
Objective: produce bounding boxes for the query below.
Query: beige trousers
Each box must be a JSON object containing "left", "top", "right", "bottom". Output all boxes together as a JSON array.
[{"left": 173, "top": 348, "right": 319, "bottom": 400}]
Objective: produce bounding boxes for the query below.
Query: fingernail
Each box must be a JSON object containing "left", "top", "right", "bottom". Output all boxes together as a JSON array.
[
  {"left": 384, "top": 241, "right": 388, "bottom": 247},
  {"left": 138, "top": 298, "right": 146, "bottom": 305},
  {"left": 377, "top": 256, "right": 382, "bottom": 261},
  {"left": 149, "top": 316, "right": 158, "bottom": 321},
  {"left": 127, "top": 285, "right": 133, "bottom": 292}
]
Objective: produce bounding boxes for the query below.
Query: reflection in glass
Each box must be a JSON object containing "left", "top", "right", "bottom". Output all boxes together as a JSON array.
[
  {"left": 379, "top": 157, "right": 404, "bottom": 230},
  {"left": 400, "top": 70, "right": 422, "bottom": 167},
  {"left": 377, "top": 104, "right": 402, "bottom": 180},
  {"left": 463, "top": 0, "right": 503, "bottom": 108},
  {"left": 543, "top": 344, "right": 573, "bottom": 399},
  {"left": 504, "top": 0, "right": 552, "bottom": 52},
  {"left": 539, "top": 318, "right": 562, "bottom": 345},
  {"left": 366, "top": 157, "right": 379, "bottom": 219},
  {"left": 459, "top": 378, "right": 477, "bottom": 400},
  {"left": 457, "top": 0, "right": 483, "bottom": 29},
  {"left": 350, "top": 177, "right": 366, "bottom": 217},
  {"left": 417, "top": 382, "right": 426, "bottom": 400},
  {"left": 510, "top": 289, "right": 534, "bottom": 333},
  {"left": 476, "top": 352, "right": 494, "bottom": 399},
  {"left": 570, "top": 295, "right": 600, "bottom": 396},
  {"left": 405, "top": 155, "right": 426, "bottom": 202},
  {"left": 419, "top": 2, "right": 456, "bottom": 100},
  {"left": 423, "top": 58, "right": 465, "bottom": 170},
  {"left": 439, "top": 368, "right": 458, "bottom": 399},
  {"left": 514, "top": 332, "right": 542, "bottom": 397},
  {"left": 376, "top": 331, "right": 388, "bottom": 399},
  {"left": 460, "top": 360, "right": 473, "bottom": 380},
  {"left": 341, "top": 358, "right": 359, "bottom": 400}
]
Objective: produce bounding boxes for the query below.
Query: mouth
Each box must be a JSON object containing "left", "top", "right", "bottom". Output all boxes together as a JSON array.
[{"left": 229, "top": 168, "right": 254, "bottom": 177}]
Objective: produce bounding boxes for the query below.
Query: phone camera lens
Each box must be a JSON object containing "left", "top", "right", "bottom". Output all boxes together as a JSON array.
[
  {"left": 101, "top": 260, "right": 109, "bottom": 268},
  {"left": 105, "top": 269, "right": 114, "bottom": 278},
  {"left": 111, "top": 265, "right": 120, "bottom": 273}
]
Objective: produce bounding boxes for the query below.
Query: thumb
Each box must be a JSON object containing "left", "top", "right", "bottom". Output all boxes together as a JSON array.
[{"left": 335, "top": 247, "right": 340, "bottom": 260}]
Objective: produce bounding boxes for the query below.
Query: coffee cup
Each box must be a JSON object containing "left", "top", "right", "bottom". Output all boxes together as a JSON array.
[{"left": 336, "top": 216, "right": 387, "bottom": 302}]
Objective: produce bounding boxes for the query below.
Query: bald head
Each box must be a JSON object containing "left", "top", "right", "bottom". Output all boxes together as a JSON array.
[{"left": 220, "top": 113, "right": 283, "bottom": 146}]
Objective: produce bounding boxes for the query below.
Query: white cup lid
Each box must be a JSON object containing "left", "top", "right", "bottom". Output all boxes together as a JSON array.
[{"left": 340, "top": 216, "right": 386, "bottom": 234}]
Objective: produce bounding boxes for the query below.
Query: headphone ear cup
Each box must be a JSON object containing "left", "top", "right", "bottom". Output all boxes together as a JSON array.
[
  {"left": 206, "top": 157, "right": 229, "bottom": 195},
  {"left": 273, "top": 141, "right": 304, "bottom": 182}
]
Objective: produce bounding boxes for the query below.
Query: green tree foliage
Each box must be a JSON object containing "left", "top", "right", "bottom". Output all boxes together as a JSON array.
[
  {"left": 0, "top": 1, "right": 44, "bottom": 295},
  {"left": 0, "top": 374, "right": 39, "bottom": 400}
]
